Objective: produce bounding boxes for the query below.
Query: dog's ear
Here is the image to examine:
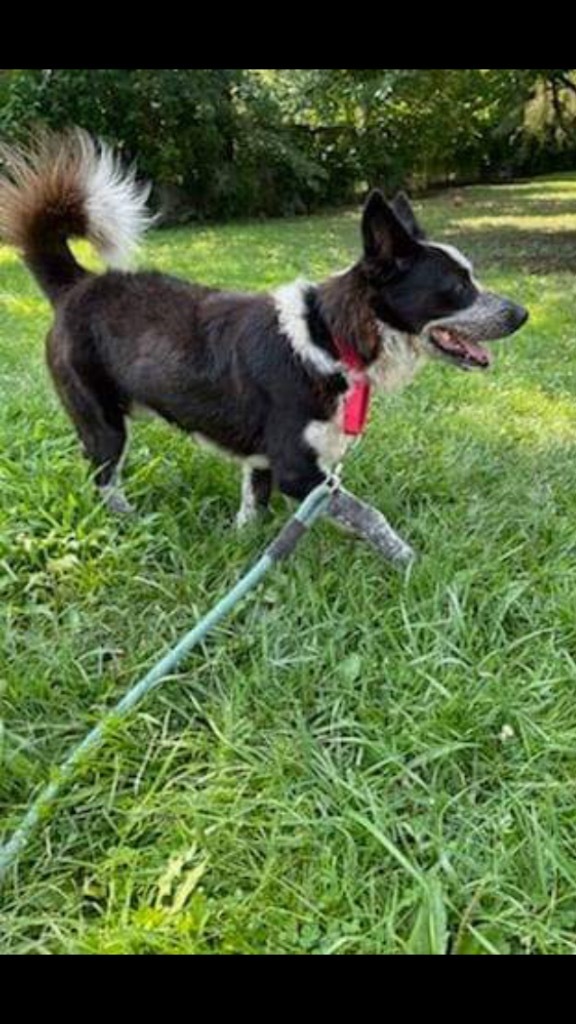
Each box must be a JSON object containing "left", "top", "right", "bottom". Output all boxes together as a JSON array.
[
  {"left": 391, "top": 191, "right": 426, "bottom": 240},
  {"left": 362, "top": 189, "right": 417, "bottom": 264}
]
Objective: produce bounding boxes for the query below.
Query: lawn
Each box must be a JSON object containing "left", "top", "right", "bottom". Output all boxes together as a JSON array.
[{"left": 2, "top": 176, "right": 576, "bottom": 954}]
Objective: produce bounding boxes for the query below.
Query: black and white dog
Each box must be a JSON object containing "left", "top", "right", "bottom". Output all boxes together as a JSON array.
[{"left": 0, "top": 130, "right": 528, "bottom": 563}]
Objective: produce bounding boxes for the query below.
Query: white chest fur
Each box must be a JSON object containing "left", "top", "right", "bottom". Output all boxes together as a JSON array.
[
  {"left": 304, "top": 400, "right": 352, "bottom": 470},
  {"left": 369, "top": 325, "right": 427, "bottom": 393},
  {"left": 304, "top": 328, "right": 426, "bottom": 469}
]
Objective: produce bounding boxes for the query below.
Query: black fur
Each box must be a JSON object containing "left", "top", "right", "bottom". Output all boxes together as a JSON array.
[{"left": 47, "top": 270, "right": 341, "bottom": 499}]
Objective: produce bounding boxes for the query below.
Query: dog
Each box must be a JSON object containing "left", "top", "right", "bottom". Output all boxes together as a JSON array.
[{"left": 0, "top": 129, "right": 528, "bottom": 563}]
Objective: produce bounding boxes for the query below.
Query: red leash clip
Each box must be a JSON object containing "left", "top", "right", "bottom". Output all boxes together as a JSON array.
[{"left": 333, "top": 337, "right": 372, "bottom": 437}]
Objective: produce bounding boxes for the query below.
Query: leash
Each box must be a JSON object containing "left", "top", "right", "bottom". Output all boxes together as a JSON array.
[{"left": 0, "top": 476, "right": 339, "bottom": 885}]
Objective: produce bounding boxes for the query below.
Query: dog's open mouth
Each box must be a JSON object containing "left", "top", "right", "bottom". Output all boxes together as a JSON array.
[{"left": 428, "top": 327, "right": 492, "bottom": 370}]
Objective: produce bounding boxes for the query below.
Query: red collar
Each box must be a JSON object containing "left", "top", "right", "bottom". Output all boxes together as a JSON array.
[{"left": 333, "top": 337, "right": 372, "bottom": 437}]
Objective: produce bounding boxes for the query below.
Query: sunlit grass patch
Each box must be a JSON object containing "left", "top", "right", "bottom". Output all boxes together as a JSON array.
[
  {"left": 451, "top": 381, "right": 576, "bottom": 448},
  {"left": 0, "top": 293, "right": 47, "bottom": 319},
  {"left": 457, "top": 214, "right": 576, "bottom": 233},
  {"left": 0, "top": 245, "right": 19, "bottom": 267}
]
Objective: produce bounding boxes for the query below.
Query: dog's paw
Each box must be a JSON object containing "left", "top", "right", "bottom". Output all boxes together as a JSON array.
[{"left": 100, "top": 487, "right": 135, "bottom": 516}]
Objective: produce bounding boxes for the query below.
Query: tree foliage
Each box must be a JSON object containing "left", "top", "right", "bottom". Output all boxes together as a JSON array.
[{"left": 0, "top": 69, "right": 574, "bottom": 221}]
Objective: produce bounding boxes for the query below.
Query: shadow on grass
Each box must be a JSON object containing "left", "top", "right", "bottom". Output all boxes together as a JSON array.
[
  {"left": 439, "top": 223, "right": 576, "bottom": 274},
  {"left": 422, "top": 178, "right": 576, "bottom": 274}
]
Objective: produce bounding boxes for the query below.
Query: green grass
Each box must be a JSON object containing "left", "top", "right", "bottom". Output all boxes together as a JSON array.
[{"left": 2, "top": 175, "right": 576, "bottom": 954}]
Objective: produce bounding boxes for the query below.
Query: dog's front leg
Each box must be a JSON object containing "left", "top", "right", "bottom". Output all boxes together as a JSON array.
[
  {"left": 326, "top": 488, "right": 415, "bottom": 567},
  {"left": 236, "top": 465, "right": 273, "bottom": 529}
]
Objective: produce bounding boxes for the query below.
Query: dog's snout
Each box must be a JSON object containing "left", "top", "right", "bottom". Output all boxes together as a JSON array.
[
  {"left": 480, "top": 294, "right": 529, "bottom": 339},
  {"left": 506, "top": 301, "right": 529, "bottom": 333}
]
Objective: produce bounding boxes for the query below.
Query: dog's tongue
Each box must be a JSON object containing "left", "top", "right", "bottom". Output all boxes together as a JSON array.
[
  {"left": 462, "top": 339, "right": 491, "bottom": 366},
  {"left": 433, "top": 329, "right": 492, "bottom": 367}
]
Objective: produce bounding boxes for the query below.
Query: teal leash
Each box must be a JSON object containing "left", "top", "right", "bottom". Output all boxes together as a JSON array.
[{"left": 0, "top": 477, "right": 337, "bottom": 885}]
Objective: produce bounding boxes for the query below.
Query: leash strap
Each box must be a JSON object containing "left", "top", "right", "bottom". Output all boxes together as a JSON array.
[{"left": 0, "top": 476, "right": 338, "bottom": 884}]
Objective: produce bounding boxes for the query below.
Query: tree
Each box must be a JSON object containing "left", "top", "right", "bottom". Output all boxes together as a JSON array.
[{"left": 1, "top": 69, "right": 574, "bottom": 220}]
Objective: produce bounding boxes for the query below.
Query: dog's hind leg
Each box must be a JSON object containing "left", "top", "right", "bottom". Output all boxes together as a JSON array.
[
  {"left": 97, "top": 432, "right": 134, "bottom": 515},
  {"left": 236, "top": 465, "right": 273, "bottom": 529},
  {"left": 47, "top": 342, "right": 134, "bottom": 514}
]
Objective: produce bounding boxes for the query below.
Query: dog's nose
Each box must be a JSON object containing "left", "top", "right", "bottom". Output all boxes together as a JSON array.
[{"left": 507, "top": 301, "right": 529, "bottom": 333}]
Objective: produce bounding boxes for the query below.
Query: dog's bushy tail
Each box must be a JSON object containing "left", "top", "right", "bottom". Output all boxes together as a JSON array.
[{"left": 0, "top": 128, "right": 152, "bottom": 304}]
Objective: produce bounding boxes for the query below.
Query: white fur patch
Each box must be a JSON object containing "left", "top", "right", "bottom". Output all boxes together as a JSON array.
[
  {"left": 129, "top": 402, "right": 158, "bottom": 420},
  {"left": 304, "top": 326, "right": 427, "bottom": 470},
  {"left": 304, "top": 401, "right": 352, "bottom": 471},
  {"left": 194, "top": 432, "right": 270, "bottom": 469},
  {"left": 99, "top": 483, "right": 134, "bottom": 515},
  {"left": 236, "top": 465, "right": 259, "bottom": 529},
  {"left": 427, "top": 241, "right": 473, "bottom": 275},
  {"left": 82, "top": 137, "right": 153, "bottom": 268},
  {"left": 245, "top": 454, "right": 271, "bottom": 470},
  {"left": 99, "top": 428, "right": 133, "bottom": 513},
  {"left": 273, "top": 280, "right": 339, "bottom": 376},
  {"left": 369, "top": 324, "right": 427, "bottom": 393}
]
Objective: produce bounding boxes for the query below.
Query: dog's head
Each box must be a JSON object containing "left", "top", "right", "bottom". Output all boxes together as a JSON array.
[{"left": 360, "top": 189, "right": 528, "bottom": 370}]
